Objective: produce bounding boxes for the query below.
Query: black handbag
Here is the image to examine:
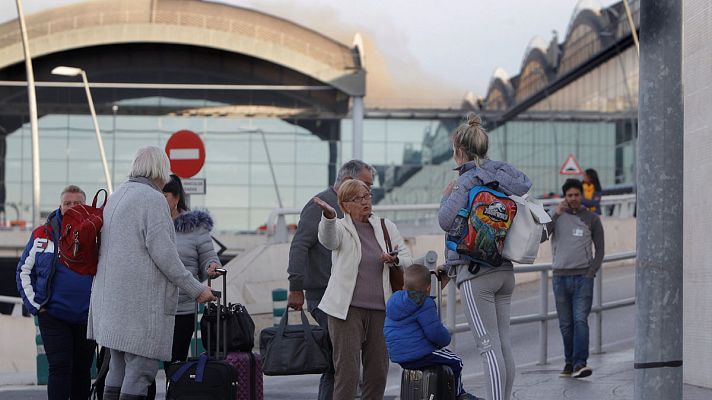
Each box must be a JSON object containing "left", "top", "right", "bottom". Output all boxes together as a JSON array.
[
  {"left": 259, "top": 309, "right": 332, "bottom": 376},
  {"left": 201, "top": 302, "right": 255, "bottom": 353}
]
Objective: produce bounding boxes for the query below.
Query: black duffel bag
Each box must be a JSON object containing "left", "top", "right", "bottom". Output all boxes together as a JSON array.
[
  {"left": 201, "top": 302, "right": 255, "bottom": 352},
  {"left": 260, "top": 309, "right": 332, "bottom": 376}
]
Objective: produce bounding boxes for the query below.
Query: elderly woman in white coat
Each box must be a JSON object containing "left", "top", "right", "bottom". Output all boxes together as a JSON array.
[
  {"left": 314, "top": 179, "right": 413, "bottom": 400},
  {"left": 88, "top": 146, "right": 216, "bottom": 400}
]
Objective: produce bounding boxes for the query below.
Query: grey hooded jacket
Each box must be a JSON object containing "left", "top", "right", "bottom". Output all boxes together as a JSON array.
[
  {"left": 175, "top": 210, "right": 221, "bottom": 315},
  {"left": 87, "top": 177, "right": 205, "bottom": 361},
  {"left": 438, "top": 160, "right": 532, "bottom": 287}
]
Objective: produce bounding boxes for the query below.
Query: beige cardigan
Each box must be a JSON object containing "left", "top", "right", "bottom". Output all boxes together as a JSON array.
[{"left": 317, "top": 213, "right": 413, "bottom": 320}]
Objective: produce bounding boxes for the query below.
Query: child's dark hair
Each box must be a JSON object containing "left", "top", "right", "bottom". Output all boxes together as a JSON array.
[
  {"left": 163, "top": 174, "right": 189, "bottom": 212},
  {"left": 404, "top": 264, "right": 431, "bottom": 292},
  {"left": 562, "top": 178, "right": 584, "bottom": 196}
]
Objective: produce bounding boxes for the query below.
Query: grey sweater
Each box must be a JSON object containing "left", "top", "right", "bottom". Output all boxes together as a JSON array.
[
  {"left": 174, "top": 210, "right": 220, "bottom": 315},
  {"left": 545, "top": 206, "right": 605, "bottom": 278},
  {"left": 438, "top": 160, "right": 532, "bottom": 286},
  {"left": 87, "top": 177, "right": 205, "bottom": 361},
  {"left": 287, "top": 187, "right": 344, "bottom": 300}
]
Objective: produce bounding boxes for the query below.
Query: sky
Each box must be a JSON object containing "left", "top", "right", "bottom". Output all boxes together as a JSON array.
[{"left": 0, "top": 0, "right": 620, "bottom": 105}]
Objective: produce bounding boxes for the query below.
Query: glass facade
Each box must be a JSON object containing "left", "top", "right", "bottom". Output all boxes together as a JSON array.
[
  {"left": 5, "top": 115, "right": 334, "bottom": 232},
  {"left": 486, "top": 45, "right": 639, "bottom": 195},
  {"left": 4, "top": 113, "right": 452, "bottom": 232}
]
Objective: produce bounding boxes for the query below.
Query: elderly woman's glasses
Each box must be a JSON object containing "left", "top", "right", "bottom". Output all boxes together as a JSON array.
[{"left": 348, "top": 193, "right": 372, "bottom": 203}]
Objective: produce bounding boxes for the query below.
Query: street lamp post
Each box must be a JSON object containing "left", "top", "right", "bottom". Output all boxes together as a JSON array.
[
  {"left": 14, "top": 0, "right": 41, "bottom": 227},
  {"left": 52, "top": 66, "right": 113, "bottom": 194}
]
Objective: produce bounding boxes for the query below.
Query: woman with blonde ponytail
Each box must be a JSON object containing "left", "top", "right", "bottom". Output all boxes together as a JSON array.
[{"left": 438, "top": 112, "right": 532, "bottom": 400}]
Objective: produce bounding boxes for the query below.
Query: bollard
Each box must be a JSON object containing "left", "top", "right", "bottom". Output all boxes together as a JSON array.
[
  {"left": 272, "top": 288, "right": 288, "bottom": 326},
  {"left": 191, "top": 303, "right": 206, "bottom": 356},
  {"left": 34, "top": 316, "right": 48, "bottom": 385}
]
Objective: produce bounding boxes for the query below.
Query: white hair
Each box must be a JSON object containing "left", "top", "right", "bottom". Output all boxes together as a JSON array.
[{"left": 129, "top": 146, "right": 171, "bottom": 186}]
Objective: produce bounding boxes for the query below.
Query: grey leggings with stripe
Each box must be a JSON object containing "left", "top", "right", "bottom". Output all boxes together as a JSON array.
[{"left": 461, "top": 271, "right": 515, "bottom": 400}]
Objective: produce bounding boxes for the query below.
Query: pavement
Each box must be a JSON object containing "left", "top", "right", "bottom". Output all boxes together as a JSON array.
[{"left": 2, "top": 347, "right": 710, "bottom": 399}]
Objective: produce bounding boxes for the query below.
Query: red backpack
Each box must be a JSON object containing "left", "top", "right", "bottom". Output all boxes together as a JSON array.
[{"left": 59, "top": 189, "right": 107, "bottom": 275}]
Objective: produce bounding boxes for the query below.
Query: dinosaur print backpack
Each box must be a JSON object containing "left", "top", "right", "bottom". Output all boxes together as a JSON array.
[{"left": 445, "top": 183, "right": 517, "bottom": 272}]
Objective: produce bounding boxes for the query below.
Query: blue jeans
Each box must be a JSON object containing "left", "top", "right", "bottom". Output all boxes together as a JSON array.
[{"left": 553, "top": 275, "right": 594, "bottom": 368}]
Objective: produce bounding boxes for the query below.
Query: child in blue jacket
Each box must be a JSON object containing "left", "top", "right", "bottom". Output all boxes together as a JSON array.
[{"left": 384, "top": 264, "right": 479, "bottom": 400}]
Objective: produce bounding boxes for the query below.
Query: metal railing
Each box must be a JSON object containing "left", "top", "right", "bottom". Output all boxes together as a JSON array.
[
  {"left": 265, "top": 194, "right": 636, "bottom": 243},
  {"left": 0, "top": 295, "right": 25, "bottom": 317},
  {"left": 444, "top": 251, "right": 636, "bottom": 365}
]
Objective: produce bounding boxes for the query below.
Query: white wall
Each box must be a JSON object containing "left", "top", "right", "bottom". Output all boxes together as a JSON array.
[{"left": 683, "top": 0, "right": 712, "bottom": 388}]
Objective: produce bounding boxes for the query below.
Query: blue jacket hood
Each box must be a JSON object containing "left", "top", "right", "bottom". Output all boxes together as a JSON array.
[{"left": 387, "top": 290, "right": 426, "bottom": 321}]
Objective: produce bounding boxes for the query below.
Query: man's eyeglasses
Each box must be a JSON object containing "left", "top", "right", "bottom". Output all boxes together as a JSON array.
[{"left": 348, "top": 193, "right": 372, "bottom": 203}]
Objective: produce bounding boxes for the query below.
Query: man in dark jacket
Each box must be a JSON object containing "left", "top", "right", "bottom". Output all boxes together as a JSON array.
[
  {"left": 287, "top": 159, "right": 374, "bottom": 400},
  {"left": 545, "top": 178, "right": 605, "bottom": 379},
  {"left": 16, "top": 185, "right": 95, "bottom": 400}
]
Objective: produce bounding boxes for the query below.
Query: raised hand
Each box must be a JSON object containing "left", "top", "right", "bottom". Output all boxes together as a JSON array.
[{"left": 313, "top": 197, "right": 337, "bottom": 219}]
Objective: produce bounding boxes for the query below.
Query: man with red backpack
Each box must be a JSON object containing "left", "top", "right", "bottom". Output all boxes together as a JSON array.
[{"left": 16, "top": 185, "right": 96, "bottom": 400}]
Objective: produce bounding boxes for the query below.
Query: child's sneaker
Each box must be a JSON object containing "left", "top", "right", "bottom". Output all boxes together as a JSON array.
[
  {"left": 572, "top": 364, "right": 593, "bottom": 378},
  {"left": 559, "top": 363, "right": 573, "bottom": 377}
]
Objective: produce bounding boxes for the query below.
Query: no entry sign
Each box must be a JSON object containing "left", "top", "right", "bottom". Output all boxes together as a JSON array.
[{"left": 165, "top": 130, "right": 205, "bottom": 178}]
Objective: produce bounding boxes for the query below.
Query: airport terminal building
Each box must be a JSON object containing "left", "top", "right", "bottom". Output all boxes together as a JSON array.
[{"left": 0, "top": 0, "right": 639, "bottom": 232}]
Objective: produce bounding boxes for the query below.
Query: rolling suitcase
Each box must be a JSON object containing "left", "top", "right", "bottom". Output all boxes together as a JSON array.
[
  {"left": 196, "top": 268, "right": 264, "bottom": 400},
  {"left": 225, "top": 351, "right": 263, "bottom": 400},
  {"left": 166, "top": 270, "right": 237, "bottom": 400},
  {"left": 400, "top": 270, "right": 456, "bottom": 400},
  {"left": 211, "top": 269, "right": 264, "bottom": 400}
]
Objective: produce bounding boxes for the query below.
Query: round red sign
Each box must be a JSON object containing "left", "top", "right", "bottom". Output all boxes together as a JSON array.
[{"left": 165, "top": 130, "right": 206, "bottom": 178}]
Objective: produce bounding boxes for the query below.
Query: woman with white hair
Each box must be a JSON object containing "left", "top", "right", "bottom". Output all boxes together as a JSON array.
[{"left": 88, "top": 146, "right": 216, "bottom": 400}]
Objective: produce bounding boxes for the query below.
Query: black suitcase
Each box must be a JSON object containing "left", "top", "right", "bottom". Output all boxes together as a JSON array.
[
  {"left": 166, "top": 269, "right": 237, "bottom": 400},
  {"left": 400, "top": 271, "right": 456, "bottom": 400},
  {"left": 400, "top": 365, "right": 456, "bottom": 400}
]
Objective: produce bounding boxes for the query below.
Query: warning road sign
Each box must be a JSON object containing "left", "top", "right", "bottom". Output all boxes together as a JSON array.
[
  {"left": 165, "top": 130, "right": 205, "bottom": 178},
  {"left": 559, "top": 154, "right": 583, "bottom": 175}
]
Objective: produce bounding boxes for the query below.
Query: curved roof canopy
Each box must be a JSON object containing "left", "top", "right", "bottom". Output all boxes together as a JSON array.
[{"left": 0, "top": 0, "right": 364, "bottom": 97}]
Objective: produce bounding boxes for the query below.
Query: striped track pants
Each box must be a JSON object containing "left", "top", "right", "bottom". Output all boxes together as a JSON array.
[{"left": 461, "top": 271, "right": 516, "bottom": 400}]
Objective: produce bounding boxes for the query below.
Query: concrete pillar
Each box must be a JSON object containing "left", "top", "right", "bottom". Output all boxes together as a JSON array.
[{"left": 634, "top": 1, "right": 683, "bottom": 399}]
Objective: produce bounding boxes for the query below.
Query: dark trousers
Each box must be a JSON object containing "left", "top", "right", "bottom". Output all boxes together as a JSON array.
[
  {"left": 38, "top": 312, "right": 95, "bottom": 400},
  {"left": 400, "top": 348, "right": 466, "bottom": 396},
  {"left": 170, "top": 314, "right": 196, "bottom": 363}
]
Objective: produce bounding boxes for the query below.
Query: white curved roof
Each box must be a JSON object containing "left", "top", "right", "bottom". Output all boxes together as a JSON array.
[
  {"left": 521, "top": 36, "right": 549, "bottom": 68},
  {"left": 565, "top": 0, "right": 603, "bottom": 37},
  {"left": 0, "top": 0, "right": 364, "bottom": 95}
]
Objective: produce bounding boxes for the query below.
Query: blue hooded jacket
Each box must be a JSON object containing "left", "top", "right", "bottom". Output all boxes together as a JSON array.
[
  {"left": 16, "top": 209, "right": 93, "bottom": 324},
  {"left": 384, "top": 290, "right": 451, "bottom": 363}
]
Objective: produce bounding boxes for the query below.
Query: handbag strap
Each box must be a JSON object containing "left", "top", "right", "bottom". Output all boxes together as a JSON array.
[{"left": 380, "top": 218, "right": 392, "bottom": 253}]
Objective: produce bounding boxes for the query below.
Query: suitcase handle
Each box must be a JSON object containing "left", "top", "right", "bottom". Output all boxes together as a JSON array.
[
  {"left": 206, "top": 268, "right": 228, "bottom": 358},
  {"left": 430, "top": 270, "right": 443, "bottom": 319}
]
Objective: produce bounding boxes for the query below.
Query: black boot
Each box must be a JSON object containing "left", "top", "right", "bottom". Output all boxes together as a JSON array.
[{"left": 103, "top": 385, "right": 121, "bottom": 400}]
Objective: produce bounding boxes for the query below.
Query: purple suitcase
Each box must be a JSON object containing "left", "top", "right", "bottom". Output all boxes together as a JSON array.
[{"left": 225, "top": 352, "right": 263, "bottom": 400}]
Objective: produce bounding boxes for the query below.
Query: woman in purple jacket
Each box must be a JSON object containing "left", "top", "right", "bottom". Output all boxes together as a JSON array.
[{"left": 438, "top": 113, "right": 531, "bottom": 400}]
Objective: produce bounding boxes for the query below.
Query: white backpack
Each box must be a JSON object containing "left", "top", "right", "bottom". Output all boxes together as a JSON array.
[{"left": 502, "top": 194, "right": 552, "bottom": 264}]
